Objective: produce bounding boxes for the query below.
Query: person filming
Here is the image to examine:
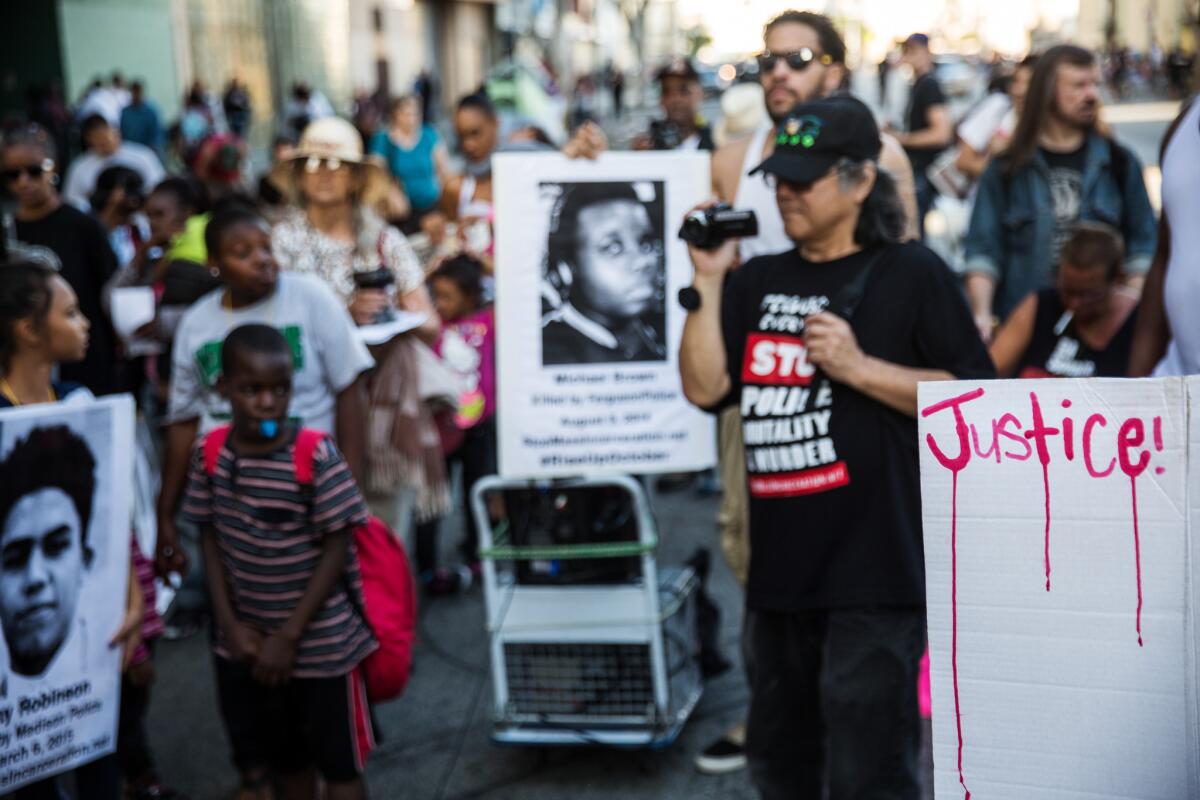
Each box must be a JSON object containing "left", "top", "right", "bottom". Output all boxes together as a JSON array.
[{"left": 679, "top": 96, "right": 994, "bottom": 799}]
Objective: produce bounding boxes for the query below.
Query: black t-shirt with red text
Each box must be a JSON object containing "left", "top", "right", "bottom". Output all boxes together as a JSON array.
[{"left": 720, "top": 242, "right": 995, "bottom": 611}]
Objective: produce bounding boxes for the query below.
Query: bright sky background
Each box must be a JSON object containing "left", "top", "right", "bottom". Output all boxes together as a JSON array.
[{"left": 679, "top": 0, "right": 1081, "bottom": 62}]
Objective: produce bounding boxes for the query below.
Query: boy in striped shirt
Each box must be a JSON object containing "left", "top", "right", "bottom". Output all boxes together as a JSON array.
[{"left": 182, "top": 324, "right": 375, "bottom": 800}]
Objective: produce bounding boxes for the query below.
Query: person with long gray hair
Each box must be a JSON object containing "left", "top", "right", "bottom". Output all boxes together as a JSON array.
[{"left": 680, "top": 97, "right": 994, "bottom": 799}]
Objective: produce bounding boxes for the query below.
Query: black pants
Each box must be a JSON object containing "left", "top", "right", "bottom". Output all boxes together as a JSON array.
[
  {"left": 742, "top": 606, "right": 924, "bottom": 800},
  {"left": 117, "top": 670, "right": 155, "bottom": 781},
  {"left": 11, "top": 755, "right": 119, "bottom": 800},
  {"left": 415, "top": 418, "right": 497, "bottom": 572}
]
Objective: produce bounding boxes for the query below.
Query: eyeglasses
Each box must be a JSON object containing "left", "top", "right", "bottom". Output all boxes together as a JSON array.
[
  {"left": 762, "top": 168, "right": 835, "bottom": 192},
  {"left": 1, "top": 159, "right": 54, "bottom": 184},
  {"left": 757, "top": 48, "right": 834, "bottom": 73},
  {"left": 303, "top": 156, "right": 345, "bottom": 173}
]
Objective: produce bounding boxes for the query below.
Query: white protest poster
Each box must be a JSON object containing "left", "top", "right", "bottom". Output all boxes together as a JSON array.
[
  {"left": 0, "top": 395, "right": 134, "bottom": 791},
  {"left": 918, "top": 378, "right": 1193, "bottom": 799},
  {"left": 493, "top": 151, "right": 716, "bottom": 478}
]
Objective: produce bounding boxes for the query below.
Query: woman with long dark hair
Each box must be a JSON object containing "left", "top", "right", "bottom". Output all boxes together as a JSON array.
[{"left": 1, "top": 126, "right": 120, "bottom": 395}]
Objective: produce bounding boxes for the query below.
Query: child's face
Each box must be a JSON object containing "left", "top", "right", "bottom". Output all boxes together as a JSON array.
[
  {"left": 221, "top": 350, "right": 293, "bottom": 441},
  {"left": 26, "top": 276, "right": 90, "bottom": 364},
  {"left": 145, "top": 191, "right": 189, "bottom": 243},
  {"left": 430, "top": 276, "right": 473, "bottom": 323},
  {"left": 213, "top": 220, "right": 279, "bottom": 301}
]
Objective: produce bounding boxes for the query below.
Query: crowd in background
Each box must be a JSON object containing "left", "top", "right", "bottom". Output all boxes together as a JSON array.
[{"left": 1, "top": 13, "right": 1199, "bottom": 798}]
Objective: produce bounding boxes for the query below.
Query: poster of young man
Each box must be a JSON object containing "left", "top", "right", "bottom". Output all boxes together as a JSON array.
[
  {"left": 493, "top": 152, "right": 715, "bottom": 478},
  {"left": 0, "top": 395, "right": 134, "bottom": 792}
]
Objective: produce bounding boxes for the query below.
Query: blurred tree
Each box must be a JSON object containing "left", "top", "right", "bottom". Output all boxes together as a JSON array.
[{"left": 686, "top": 24, "right": 713, "bottom": 59}]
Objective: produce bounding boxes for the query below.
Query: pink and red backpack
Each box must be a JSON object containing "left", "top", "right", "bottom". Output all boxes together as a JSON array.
[{"left": 203, "top": 425, "right": 416, "bottom": 702}]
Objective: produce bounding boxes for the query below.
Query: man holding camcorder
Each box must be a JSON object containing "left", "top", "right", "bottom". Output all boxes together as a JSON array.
[
  {"left": 632, "top": 58, "right": 715, "bottom": 153},
  {"left": 679, "top": 96, "right": 994, "bottom": 800}
]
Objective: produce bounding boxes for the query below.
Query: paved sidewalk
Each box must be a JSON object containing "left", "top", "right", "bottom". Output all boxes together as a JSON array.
[{"left": 146, "top": 478, "right": 933, "bottom": 799}]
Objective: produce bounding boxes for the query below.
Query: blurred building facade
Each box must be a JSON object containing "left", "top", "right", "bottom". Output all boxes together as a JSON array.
[
  {"left": 1077, "top": 0, "right": 1197, "bottom": 52},
  {"left": 3, "top": 0, "right": 674, "bottom": 150}
]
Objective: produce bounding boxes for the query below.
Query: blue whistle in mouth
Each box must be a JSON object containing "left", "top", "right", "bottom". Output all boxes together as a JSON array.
[{"left": 259, "top": 419, "right": 279, "bottom": 438}]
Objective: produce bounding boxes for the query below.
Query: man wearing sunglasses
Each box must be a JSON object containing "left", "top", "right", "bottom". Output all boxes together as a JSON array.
[
  {"left": 696, "top": 8, "right": 918, "bottom": 778},
  {"left": 711, "top": 10, "right": 918, "bottom": 265},
  {"left": 681, "top": 97, "right": 993, "bottom": 800}
]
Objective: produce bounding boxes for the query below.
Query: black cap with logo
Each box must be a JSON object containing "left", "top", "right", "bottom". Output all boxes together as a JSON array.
[{"left": 749, "top": 96, "right": 881, "bottom": 185}]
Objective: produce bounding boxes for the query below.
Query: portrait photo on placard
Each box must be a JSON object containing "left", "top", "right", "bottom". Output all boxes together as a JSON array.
[
  {"left": 539, "top": 180, "right": 667, "bottom": 366},
  {"left": 0, "top": 406, "right": 114, "bottom": 683},
  {"left": 0, "top": 396, "right": 132, "bottom": 790}
]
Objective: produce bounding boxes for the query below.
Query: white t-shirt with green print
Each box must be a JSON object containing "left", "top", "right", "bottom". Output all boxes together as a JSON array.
[{"left": 167, "top": 273, "right": 374, "bottom": 434}]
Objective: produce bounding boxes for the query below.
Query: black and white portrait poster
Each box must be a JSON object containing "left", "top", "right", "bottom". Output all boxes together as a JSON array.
[
  {"left": 493, "top": 152, "right": 715, "bottom": 478},
  {"left": 0, "top": 395, "right": 134, "bottom": 791}
]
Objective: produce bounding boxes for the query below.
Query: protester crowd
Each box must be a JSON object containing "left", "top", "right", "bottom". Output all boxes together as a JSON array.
[{"left": 2, "top": 9, "right": 1199, "bottom": 799}]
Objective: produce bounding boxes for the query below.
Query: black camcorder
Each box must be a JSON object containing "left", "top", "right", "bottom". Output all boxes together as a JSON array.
[
  {"left": 352, "top": 268, "right": 395, "bottom": 291},
  {"left": 649, "top": 119, "right": 682, "bottom": 150},
  {"left": 678, "top": 204, "right": 758, "bottom": 250},
  {"left": 352, "top": 268, "right": 396, "bottom": 324}
]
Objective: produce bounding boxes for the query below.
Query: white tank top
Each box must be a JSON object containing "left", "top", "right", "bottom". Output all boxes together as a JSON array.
[
  {"left": 733, "top": 124, "right": 793, "bottom": 262},
  {"left": 458, "top": 174, "right": 493, "bottom": 221},
  {"left": 1156, "top": 99, "right": 1200, "bottom": 376}
]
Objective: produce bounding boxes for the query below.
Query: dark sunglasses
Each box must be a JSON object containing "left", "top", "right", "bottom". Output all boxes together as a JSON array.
[
  {"left": 761, "top": 166, "right": 837, "bottom": 192},
  {"left": 757, "top": 48, "right": 834, "bottom": 73},
  {"left": 1, "top": 159, "right": 54, "bottom": 184}
]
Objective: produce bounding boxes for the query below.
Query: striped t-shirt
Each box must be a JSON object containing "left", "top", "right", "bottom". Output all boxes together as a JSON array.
[{"left": 181, "top": 430, "right": 376, "bottom": 677}]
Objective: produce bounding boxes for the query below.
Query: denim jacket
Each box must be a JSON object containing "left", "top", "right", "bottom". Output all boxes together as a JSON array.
[{"left": 963, "top": 133, "right": 1156, "bottom": 318}]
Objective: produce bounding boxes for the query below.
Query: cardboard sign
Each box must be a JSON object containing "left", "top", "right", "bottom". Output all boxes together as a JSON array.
[
  {"left": 918, "top": 378, "right": 1197, "bottom": 799},
  {"left": 0, "top": 396, "right": 134, "bottom": 791},
  {"left": 493, "top": 152, "right": 715, "bottom": 478}
]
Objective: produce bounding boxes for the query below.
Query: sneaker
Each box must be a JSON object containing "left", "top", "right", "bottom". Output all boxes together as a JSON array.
[
  {"left": 421, "top": 566, "right": 473, "bottom": 596},
  {"left": 421, "top": 568, "right": 462, "bottom": 596},
  {"left": 694, "top": 733, "right": 747, "bottom": 775}
]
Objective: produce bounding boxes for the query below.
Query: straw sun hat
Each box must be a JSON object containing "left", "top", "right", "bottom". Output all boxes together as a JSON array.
[{"left": 268, "top": 116, "right": 391, "bottom": 205}]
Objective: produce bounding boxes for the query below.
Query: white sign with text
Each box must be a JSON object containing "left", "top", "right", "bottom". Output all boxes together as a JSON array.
[
  {"left": 0, "top": 396, "right": 134, "bottom": 791},
  {"left": 918, "top": 377, "right": 1197, "bottom": 799},
  {"left": 493, "top": 152, "right": 715, "bottom": 478}
]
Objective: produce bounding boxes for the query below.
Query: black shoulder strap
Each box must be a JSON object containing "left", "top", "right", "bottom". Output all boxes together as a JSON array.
[{"left": 827, "top": 246, "right": 890, "bottom": 321}]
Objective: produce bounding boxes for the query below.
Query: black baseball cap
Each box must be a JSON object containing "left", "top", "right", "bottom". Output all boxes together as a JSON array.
[
  {"left": 655, "top": 57, "right": 700, "bottom": 83},
  {"left": 749, "top": 96, "right": 881, "bottom": 185}
]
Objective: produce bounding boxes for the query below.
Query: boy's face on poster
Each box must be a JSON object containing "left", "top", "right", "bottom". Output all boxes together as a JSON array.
[
  {"left": 1, "top": 488, "right": 89, "bottom": 676},
  {"left": 571, "top": 199, "right": 661, "bottom": 323}
]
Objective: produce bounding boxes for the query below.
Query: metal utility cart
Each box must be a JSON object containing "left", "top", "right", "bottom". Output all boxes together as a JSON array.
[{"left": 471, "top": 474, "right": 703, "bottom": 748}]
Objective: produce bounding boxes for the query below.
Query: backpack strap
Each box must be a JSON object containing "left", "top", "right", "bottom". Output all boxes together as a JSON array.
[
  {"left": 292, "top": 428, "right": 325, "bottom": 486},
  {"left": 203, "top": 425, "right": 232, "bottom": 477}
]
